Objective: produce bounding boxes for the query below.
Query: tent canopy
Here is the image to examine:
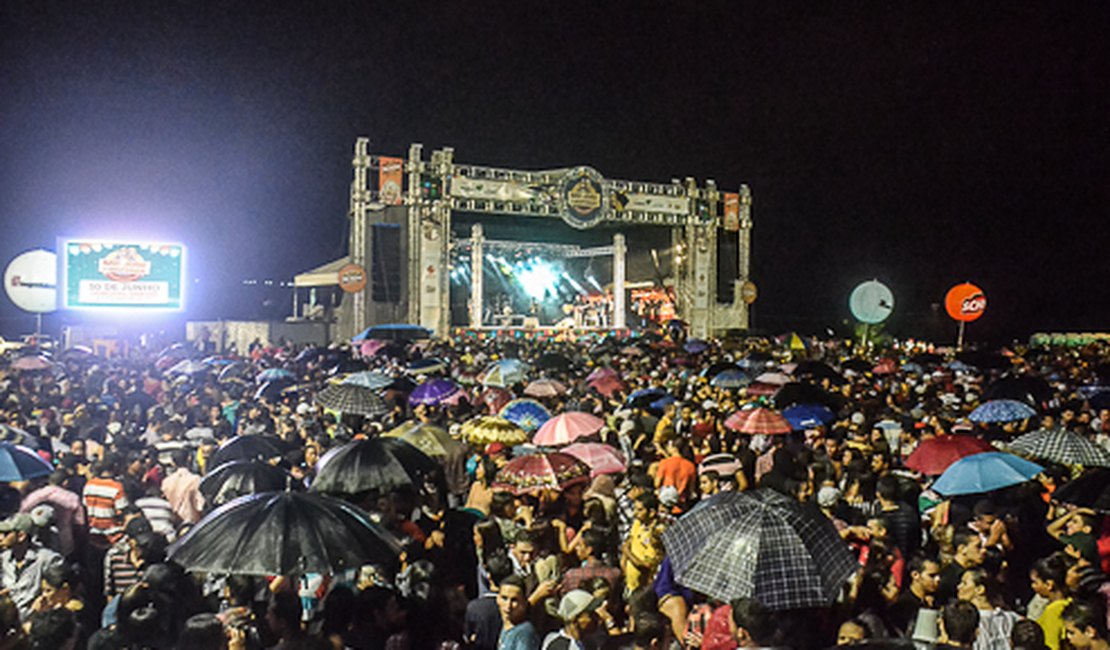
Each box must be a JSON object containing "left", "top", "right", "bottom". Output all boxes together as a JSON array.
[{"left": 294, "top": 257, "right": 350, "bottom": 288}]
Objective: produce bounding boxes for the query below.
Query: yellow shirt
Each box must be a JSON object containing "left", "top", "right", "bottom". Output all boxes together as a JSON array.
[
  {"left": 1036, "top": 597, "right": 1071, "bottom": 650},
  {"left": 624, "top": 519, "right": 663, "bottom": 591}
]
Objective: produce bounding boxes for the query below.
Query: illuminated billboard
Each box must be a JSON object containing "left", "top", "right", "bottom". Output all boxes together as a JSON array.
[{"left": 60, "top": 240, "right": 185, "bottom": 310}]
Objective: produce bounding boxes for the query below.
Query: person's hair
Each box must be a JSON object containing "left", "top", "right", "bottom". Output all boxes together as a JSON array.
[
  {"left": 321, "top": 585, "right": 356, "bottom": 639},
  {"left": 484, "top": 550, "right": 514, "bottom": 588},
  {"left": 907, "top": 554, "right": 935, "bottom": 579},
  {"left": 490, "top": 491, "right": 515, "bottom": 518},
  {"left": 176, "top": 613, "right": 226, "bottom": 650},
  {"left": 942, "top": 600, "right": 980, "bottom": 645},
  {"left": 580, "top": 529, "right": 606, "bottom": 557},
  {"left": 626, "top": 586, "right": 658, "bottom": 620},
  {"left": 628, "top": 471, "right": 653, "bottom": 490},
  {"left": 632, "top": 611, "right": 666, "bottom": 647},
  {"left": 876, "top": 475, "right": 900, "bottom": 502},
  {"left": 42, "top": 562, "right": 77, "bottom": 590},
  {"left": 972, "top": 499, "right": 997, "bottom": 519},
  {"left": 952, "top": 528, "right": 979, "bottom": 554},
  {"left": 1010, "top": 618, "right": 1047, "bottom": 650},
  {"left": 730, "top": 597, "right": 775, "bottom": 646},
  {"left": 1062, "top": 599, "right": 1107, "bottom": 640},
  {"left": 268, "top": 590, "right": 302, "bottom": 632},
  {"left": 635, "top": 492, "right": 659, "bottom": 512},
  {"left": 87, "top": 628, "right": 122, "bottom": 650},
  {"left": 27, "top": 608, "right": 76, "bottom": 650},
  {"left": 477, "top": 457, "right": 498, "bottom": 486},
  {"left": 1031, "top": 554, "right": 1067, "bottom": 591},
  {"left": 499, "top": 574, "right": 527, "bottom": 594},
  {"left": 474, "top": 519, "right": 504, "bottom": 553},
  {"left": 961, "top": 568, "right": 1005, "bottom": 607}
]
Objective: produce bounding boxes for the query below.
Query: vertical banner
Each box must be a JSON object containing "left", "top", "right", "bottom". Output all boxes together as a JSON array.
[
  {"left": 378, "top": 157, "right": 404, "bottom": 205},
  {"left": 722, "top": 192, "right": 740, "bottom": 231}
]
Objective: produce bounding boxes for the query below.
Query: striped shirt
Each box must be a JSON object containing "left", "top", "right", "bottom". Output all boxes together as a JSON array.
[
  {"left": 83, "top": 477, "right": 128, "bottom": 546},
  {"left": 103, "top": 541, "right": 143, "bottom": 597},
  {"left": 135, "top": 496, "right": 176, "bottom": 541}
]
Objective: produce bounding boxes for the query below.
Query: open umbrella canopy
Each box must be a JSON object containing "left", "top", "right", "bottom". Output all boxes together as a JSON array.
[
  {"left": 781, "top": 404, "right": 836, "bottom": 430},
  {"left": 588, "top": 375, "right": 626, "bottom": 398},
  {"left": 256, "top": 368, "right": 295, "bottom": 384},
  {"left": 312, "top": 438, "right": 438, "bottom": 496},
  {"left": 754, "top": 371, "right": 792, "bottom": 386},
  {"left": 1053, "top": 468, "right": 1110, "bottom": 512},
  {"left": 408, "top": 379, "right": 459, "bottom": 406},
  {"left": 491, "top": 452, "right": 591, "bottom": 495},
  {"left": 985, "top": 376, "right": 1052, "bottom": 409},
  {"left": 562, "top": 442, "right": 626, "bottom": 477},
  {"left": 627, "top": 387, "right": 669, "bottom": 409},
  {"left": 168, "top": 491, "right": 401, "bottom": 576},
  {"left": 0, "top": 442, "right": 52, "bottom": 482},
  {"left": 724, "top": 408, "right": 793, "bottom": 435},
  {"left": 792, "top": 360, "right": 845, "bottom": 384},
  {"left": 383, "top": 421, "right": 457, "bottom": 458},
  {"left": 662, "top": 489, "right": 856, "bottom": 610},
  {"left": 199, "top": 461, "right": 294, "bottom": 506},
  {"left": 342, "top": 371, "right": 394, "bottom": 390},
  {"left": 406, "top": 358, "right": 448, "bottom": 375},
  {"left": 586, "top": 366, "right": 619, "bottom": 382},
  {"left": 208, "top": 435, "right": 292, "bottom": 468},
  {"left": 772, "top": 383, "right": 844, "bottom": 410},
  {"left": 499, "top": 399, "right": 552, "bottom": 433},
  {"left": 932, "top": 451, "right": 1044, "bottom": 496},
  {"left": 903, "top": 435, "right": 995, "bottom": 475},
  {"left": 745, "top": 382, "right": 779, "bottom": 397},
  {"left": 315, "top": 384, "right": 388, "bottom": 417},
  {"left": 352, "top": 323, "right": 433, "bottom": 342},
  {"left": 168, "top": 359, "right": 208, "bottom": 376},
  {"left": 684, "top": 339, "right": 709, "bottom": 354},
  {"left": 533, "top": 412, "right": 606, "bottom": 446},
  {"left": 523, "top": 378, "right": 568, "bottom": 398},
  {"left": 481, "top": 359, "right": 528, "bottom": 387},
  {"left": 969, "top": 399, "right": 1037, "bottom": 424},
  {"left": 1007, "top": 428, "right": 1110, "bottom": 467},
  {"left": 10, "top": 356, "right": 52, "bottom": 371},
  {"left": 711, "top": 369, "right": 751, "bottom": 389},
  {"left": 535, "top": 353, "right": 573, "bottom": 371},
  {"left": 479, "top": 387, "right": 514, "bottom": 414},
  {"left": 461, "top": 416, "right": 529, "bottom": 446}
]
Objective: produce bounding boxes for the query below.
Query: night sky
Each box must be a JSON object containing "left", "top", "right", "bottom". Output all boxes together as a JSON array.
[{"left": 2, "top": 2, "right": 1108, "bottom": 343}]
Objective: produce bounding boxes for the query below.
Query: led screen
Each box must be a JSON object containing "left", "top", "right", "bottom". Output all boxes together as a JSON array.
[{"left": 60, "top": 240, "right": 185, "bottom": 310}]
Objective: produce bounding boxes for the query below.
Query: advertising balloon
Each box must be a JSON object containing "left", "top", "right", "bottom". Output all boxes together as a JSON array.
[
  {"left": 849, "top": 280, "right": 894, "bottom": 324},
  {"left": 945, "top": 283, "right": 986, "bottom": 322}
]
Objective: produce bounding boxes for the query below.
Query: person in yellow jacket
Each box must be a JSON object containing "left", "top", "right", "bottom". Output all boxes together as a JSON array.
[{"left": 621, "top": 492, "right": 665, "bottom": 592}]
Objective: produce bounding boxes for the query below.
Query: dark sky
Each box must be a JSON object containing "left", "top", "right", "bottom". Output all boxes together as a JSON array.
[{"left": 2, "top": 2, "right": 1108, "bottom": 342}]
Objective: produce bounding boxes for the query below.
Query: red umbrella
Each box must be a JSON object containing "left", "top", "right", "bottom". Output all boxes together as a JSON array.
[
  {"left": 492, "top": 452, "right": 591, "bottom": 495},
  {"left": 533, "top": 412, "right": 606, "bottom": 446},
  {"left": 562, "top": 442, "right": 626, "bottom": 477},
  {"left": 903, "top": 435, "right": 994, "bottom": 475},
  {"left": 480, "top": 387, "right": 513, "bottom": 414},
  {"left": 587, "top": 366, "right": 619, "bottom": 382},
  {"left": 724, "top": 407, "right": 792, "bottom": 435},
  {"left": 745, "top": 382, "right": 779, "bottom": 397},
  {"left": 588, "top": 375, "right": 626, "bottom": 398},
  {"left": 872, "top": 358, "right": 898, "bottom": 375}
]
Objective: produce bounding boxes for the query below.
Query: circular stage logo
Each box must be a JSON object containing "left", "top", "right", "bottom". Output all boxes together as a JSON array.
[{"left": 558, "top": 167, "right": 608, "bottom": 229}]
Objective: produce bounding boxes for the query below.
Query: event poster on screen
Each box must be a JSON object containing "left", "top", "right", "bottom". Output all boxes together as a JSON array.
[{"left": 60, "top": 240, "right": 185, "bottom": 311}]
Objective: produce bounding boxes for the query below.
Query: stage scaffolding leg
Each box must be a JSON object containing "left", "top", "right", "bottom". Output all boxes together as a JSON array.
[
  {"left": 470, "top": 224, "right": 484, "bottom": 328},
  {"left": 613, "top": 233, "right": 626, "bottom": 330}
]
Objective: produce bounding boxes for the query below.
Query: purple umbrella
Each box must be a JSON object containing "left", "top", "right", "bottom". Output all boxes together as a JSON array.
[{"left": 408, "top": 378, "right": 460, "bottom": 407}]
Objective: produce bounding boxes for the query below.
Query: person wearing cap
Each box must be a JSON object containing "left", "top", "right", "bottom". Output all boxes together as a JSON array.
[
  {"left": 541, "top": 589, "right": 601, "bottom": 650},
  {"left": 0, "top": 512, "right": 63, "bottom": 620}
]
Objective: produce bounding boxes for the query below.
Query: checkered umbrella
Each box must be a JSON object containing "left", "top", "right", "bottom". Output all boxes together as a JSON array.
[
  {"left": 724, "top": 407, "right": 793, "bottom": 435},
  {"left": 491, "top": 452, "right": 591, "bottom": 495},
  {"left": 969, "top": 399, "right": 1037, "bottom": 424},
  {"left": 461, "top": 416, "right": 529, "bottom": 446},
  {"left": 662, "top": 489, "right": 856, "bottom": 610},
  {"left": 1008, "top": 428, "right": 1110, "bottom": 467},
  {"left": 315, "top": 383, "right": 389, "bottom": 417}
]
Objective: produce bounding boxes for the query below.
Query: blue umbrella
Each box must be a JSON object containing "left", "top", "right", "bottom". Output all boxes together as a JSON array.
[
  {"left": 408, "top": 379, "right": 459, "bottom": 406},
  {"left": 352, "top": 323, "right": 433, "bottom": 342},
  {"left": 343, "top": 371, "right": 394, "bottom": 390},
  {"left": 256, "top": 368, "right": 295, "bottom": 384},
  {"left": 711, "top": 369, "right": 751, "bottom": 389},
  {"left": 0, "top": 442, "right": 52, "bottom": 482},
  {"left": 969, "top": 399, "right": 1037, "bottom": 424},
  {"left": 932, "top": 451, "right": 1043, "bottom": 496},
  {"left": 627, "top": 387, "right": 669, "bottom": 409},
  {"left": 684, "top": 339, "right": 709, "bottom": 354},
  {"left": 782, "top": 404, "right": 836, "bottom": 430},
  {"left": 499, "top": 399, "right": 552, "bottom": 433},
  {"left": 650, "top": 395, "right": 677, "bottom": 411}
]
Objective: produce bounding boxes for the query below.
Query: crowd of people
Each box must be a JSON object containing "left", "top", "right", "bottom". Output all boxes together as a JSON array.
[{"left": 0, "top": 329, "right": 1106, "bottom": 650}]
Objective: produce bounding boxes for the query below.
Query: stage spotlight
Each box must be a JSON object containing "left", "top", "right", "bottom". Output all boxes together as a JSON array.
[
  {"left": 586, "top": 275, "right": 603, "bottom": 292},
  {"left": 517, "top": 259, "right": 558, "bottom": 299}
]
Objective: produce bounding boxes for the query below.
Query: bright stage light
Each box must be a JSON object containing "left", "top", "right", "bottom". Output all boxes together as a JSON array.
[
  {"left": 586, "top": 275, "right": 603, "bottom": 292},
  {"left": 516, "top": 259, "right": 559, "bottom": 299}
]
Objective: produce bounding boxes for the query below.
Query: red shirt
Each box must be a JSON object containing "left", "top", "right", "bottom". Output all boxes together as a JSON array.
[{"left": 657, "top": 455, "right": 697, "bottom": 498}]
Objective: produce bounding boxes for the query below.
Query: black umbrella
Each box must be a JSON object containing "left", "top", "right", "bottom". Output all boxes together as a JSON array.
[
  {"left": 328, "top": 358, "right": 369, "bottom": 375},
  {"left": 956, "top": 350, "right": 1010, "bottom": 371},
  {"left": 311, "top": 438, "right": 438, "bottom": 497},
  {"left": 208, "top": 435, "right": 292, "bottom": 468},
  {"left": 985, "top": 375, "right": 1052, "bottom": 409},
  {"left": 1053, "top": 468, "right": 1110, "bottom": 512},
  {"left": 792, "top": 360, "right": 845, "bottom": 384},
  {"left": 168, "top": 491, "right": 401, "bottom": 576},
  {"left": 1090, "top": 391, "right": 1110, "bottom": 411},
  {"left": 200, "top": 461, "right": 296, "bottom": 506},
  {"left": 840, "top": 358, "right": 872, "bottom": 373},
  {"left": 315, "top": 384, "right": 388, "bottom": 417},
  {"left": 535, "top": 353, "right": 573, "bottom": 371},
  {"left": 773, "top": 383, "right": 845, "bottom": 411},
  {"left": 701, "top": 362, "right": 741, "bottom": 379}
]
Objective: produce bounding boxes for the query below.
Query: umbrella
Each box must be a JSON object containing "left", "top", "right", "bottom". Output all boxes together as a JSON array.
[
  {"left": 711, "top": 369, "right": 750, "bottom": 389},
  {"left": 461, "top": 416, "right": 529, "bottom": 446},
  {"left": 587, "top": 366, "right": 619, "bottom": 382},
  {"left": 491, "top": 452, "right": 591, "bottom": 495},
  {"left": 253, "top": 381, "right": 293, "bottom": 403},
  {"left": 533, "top": 412, "right": 606, "bottom": 446},
  {"left": 1088, "top": 391, "right": 1110, "bottom": 411},
  {"left": 383, "top": 421, "right": 457, "bottom": 458},
  {"left": 218, "top": 363, "right": 251, "bottom": 382},
  {"left": 684, "top": 339, "right": 709, "bottom": 354},
  {"left": 481, "top": 359, "right": 528, "bottom": 387},
  {"left": 1053, "top": 468, "right": 1110, "bottom": 512},
  {"left": 407, "top": 358, "right": 447, "bottom": 375},
  {"left": 627, "top": 387, "right": 669, "bottom": 409},
  {"left": 737, "top": 353, "right": 774, "bottom": 370},
  {"left": 352, "top": 323, "right": 433, "bottom": 342},
  {"left": 0, "top": 424, "right": 38, "bottom": 450},
  {"left": 315, "top": 384, "right": 388, "bottom": 417},
  {"left": 985, "top": 376, "right": 1052, "bottom": 409},
  {"left": 523, "top": 379, "right": 568, "bottom": 398},
  {"left": 931, "top": 451, "right": 1044, "bottom": 496},
  {"left": 168, "top": 359, "right": 208, "bottom": 376},
  {"left": 499, "top": 399, "right": 552, "bottom": 433},
  {"left": 562, "top": 442, "right": 626, "bottom": 477},
  {"left": 662, "top": 489, "right": 856, "bottom": 610},
  {"left": 772, "top": 383, "right": 844, "bottom": 410},
  {"left": 342, "top": 371, "right": 394, "bottom": 390},
  {"left": 168, "top": 491, "right": 401, "bottom": 576},
  {"left": 199, "top": 461, "right": 294, "bottom": 506},
  {"left": 312, "top": 438, "right": 438, "bottom": 496},
  {"left": 588, "top": 375, "right": 626, "bottom": 398},
  {"left": 781, "top": 404, "right": 836, "bottom": 430},
  {"left": 10, "top": 356, "right": 52, "bottom": 371},
  {"left": 535, "top": 353, "right": 573, "bottom": 371},
  {"left": 903, "top": 435, "right": 995, "bottom": 476},
  {"left": 724, "top": 408, "right": 793, "bottom": 435},
  {"left": 0, "top": 442, "right": 52, "bottom": 481},
  {"left": 754, "top": 372, "right": 791, "bottom": 386},
  {"left": 1007, "top": 428, "right": 1110, "bottom": 467},
  {"left": 701, "top": 362, "right": 739, "bottom": 379},
  {"left": 792, "top": 361, "right": 844, "bottom": 383},
  {"left": 650, "top": 395, "right": 676, "bottom": 411},
  {"left": 620, "top": 345, "right": 646, "bottom": 357},
  {"left": 479, "top": 387, "right": 513, "bottom": 414},
  {"left": 408, "top": 379, "right": 459, "bottom": 406},
  {"left": 969, "top": 399, "right": 1037, "bottom": 424},
  {"left": 745, "top": 382, "right": 779, "bottom": 397},
  {"left": 256, "top": 368, "right": 295, "bottom": 384},
  {"left": 872, "top": 359, "right": 898, "bottom": 375},
  {"left": 208, "top": 435, "right": 293, "bottom": 468}
]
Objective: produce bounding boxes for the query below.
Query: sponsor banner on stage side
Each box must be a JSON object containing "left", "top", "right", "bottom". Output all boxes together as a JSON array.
[
  {"left": 378, "top": 157, "right": 404, "bottom": 205},
  {"left": 450, "top": 177, "right": 543, "bottom": 203},
  {"left": 723, "top": 192, "right": 740, "bottom": 231},
  {"left": 622, "top": 193, "right": 689, "bottom": 215}
]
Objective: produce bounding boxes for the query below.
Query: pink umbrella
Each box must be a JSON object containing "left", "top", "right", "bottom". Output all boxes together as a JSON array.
[
  {"left": 562, "top": 442, "right": 626, "bottom": 477},
  {"left": 524, "top": 379, "right": 568, "bottom": 398},
  {"left": 533, "top": 412, "right": 606, "bottom": 446},
  {"left": 11, "top": 356, "right": 52, "bottom": 371},
  {"left": 587, "top": 367, "right": 619, "bottom": 382},
  {"left": 724, "top": 407, "right": 793, "bottom": 435},
  {"left": 588, "top": 375, "right": 626, "bottom": 398},
  {"left": 359, "top": 340, "right": 387, "bottom": 357}
]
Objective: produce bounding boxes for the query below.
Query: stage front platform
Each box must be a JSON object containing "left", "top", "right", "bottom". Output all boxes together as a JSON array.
[{"left": 451, "top": 326, "right": 632, "bottom": 341}]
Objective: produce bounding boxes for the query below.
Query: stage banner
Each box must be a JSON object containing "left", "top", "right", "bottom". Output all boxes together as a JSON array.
[
  {"left": 624, "top": 193, "right": 689, "bottom": 215},
  {"left": 378, "top": 157, "right": 404, "bottom": 205},
  {"left": 723, "top": 192, "right": 740, "bottom": 231}
]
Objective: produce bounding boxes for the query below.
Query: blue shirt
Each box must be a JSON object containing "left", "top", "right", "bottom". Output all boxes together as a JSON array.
[{"left": 498, "top": 621, "right": 540, "bottom": 650}]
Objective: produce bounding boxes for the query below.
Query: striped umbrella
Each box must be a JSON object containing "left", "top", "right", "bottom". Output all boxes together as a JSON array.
[
  {"left": 461, "top": 416, "right": 529, "bottom": 446},
  {"left": 969, "top": 399, "right": 1037, "bottom": 424},
  {"left": 724, "top": 407, "right": 792, "bottom": 435},
  {"left": 533, "top": 412, "right": 606, "bottom": 446},
  {"left": 499, "top": 399, "right": 552, "bottom": 433}
]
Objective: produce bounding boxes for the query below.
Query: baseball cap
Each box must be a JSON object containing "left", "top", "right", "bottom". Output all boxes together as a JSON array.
[
  {"left": 0, "top": 513, "right": 34, "bottom": 534},
  {"left": 658, "top": 485, "right": 680, "bottom": 508},
  {"left": 557, "top": 589, "right": 601, "bottom": 622}
]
